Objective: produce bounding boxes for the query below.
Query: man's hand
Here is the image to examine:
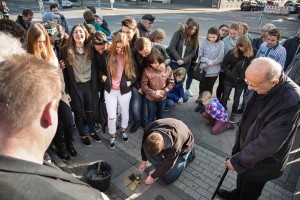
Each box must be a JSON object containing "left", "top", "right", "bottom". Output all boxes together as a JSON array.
[
  {"left": 127, "top": 81, "right": 131, "bottom": 87},
  {"left": 226, "top": 159, "right": 235, "bottom": 171},
  {"left": 144, "top": 175, "right": 154, "bottom": 185},
  {"left": 139, "top": 160, "right": 147, "bottom": 172},
  {"left": 177, "top": 59, "right": 184, "bottom": 65},
  {"left": 178, "top": 98, "right": 183, "bottom": 104}
]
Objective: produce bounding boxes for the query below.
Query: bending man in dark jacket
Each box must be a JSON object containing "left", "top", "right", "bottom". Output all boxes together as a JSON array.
[
  {"left": 139, "top": 118, "right": 194, "bottom": 185},
  {"left": 217, "top": 57, "right": 300, "bottom": 200}
]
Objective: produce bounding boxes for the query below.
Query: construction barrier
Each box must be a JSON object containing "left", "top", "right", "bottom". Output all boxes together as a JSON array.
[{"left": 264, "top": 6, "right": 289, "bottom": 15}]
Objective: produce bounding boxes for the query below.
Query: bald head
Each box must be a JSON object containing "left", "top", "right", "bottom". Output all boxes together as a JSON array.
[
  {"left": 247, "top": 57, "right": 282, "bottom": 81},
  {"left": 245, "top": 57, "right": 281, "bottom": 94}
]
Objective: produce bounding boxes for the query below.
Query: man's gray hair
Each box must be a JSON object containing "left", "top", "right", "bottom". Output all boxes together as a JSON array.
[
  {"left": 0, "top": 32, "right": 25, "bottom": 62},
  {"left": 251, "top": 57, "right": 282, "bottom": 81}
]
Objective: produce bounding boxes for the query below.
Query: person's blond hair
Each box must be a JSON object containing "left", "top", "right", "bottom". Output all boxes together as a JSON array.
[
  {"left": 200, "top": 91, "right": 212, "bottom": 103},
  {"left": 144, "top": 132, "right": 164, "bottom": 155},
  {"left": 173, "top": 67, "right": 186, "bottom": 82},
  {"left": 149, "top": 28, "right": 166, "bottom": 43},
  {"left": 232, "top": 35, "right": 253, "bottom": 58},
  {"left": 27, "top": 23, "right": 54, "bottom": 63},
  {"left": 108, "top": 32, "right": 135, "bottom": 79},
  {"left": 0, "top": 54, "right": 61, "bottom": 133}
]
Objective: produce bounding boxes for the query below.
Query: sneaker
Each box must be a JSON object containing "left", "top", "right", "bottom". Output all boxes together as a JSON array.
[
  {"left": 228, "top": 115, "right": 236, "bottom": 123},
  {"left": 232, "top": 109, "right": 243, "bottom": 115},
  {"left": 81, "top": 136, "right": 92, "bottom": 147},
  {"left": 194, "top": 104, "right": 203, "bottom": 112},
  {"left": 108, "top": 137, "right": 116, "bottom": 149},
  {"left": 164, "top": 107, "right": 168, "bottom": 111},
  {"left": 130, "top": 123, "right": 139, "bottom": 133},
  {"left": 94, "top": 122, "right": 101, "bottom": 133},
  {"left": 227, "top": 123, "right": 235, "bottom": 129},
  {"left": 121, "top": 132, "right": 129, "bottom": 142},
  {"left": 90, "top": 132, "right": 102, "bottom": 142},
  {"left": 185, "top": 89, "right": 193, "bottom": 97}
]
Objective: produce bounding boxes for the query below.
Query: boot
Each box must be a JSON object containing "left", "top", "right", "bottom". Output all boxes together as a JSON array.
[
  {"left": 57, "top": 147, "right": 71, "bottom": 161},
  {"left": 66, "top": 143, "right": 77, "bottom": 157}
]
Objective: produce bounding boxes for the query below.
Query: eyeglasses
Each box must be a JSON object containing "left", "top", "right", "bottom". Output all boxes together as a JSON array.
[
  {"left": 245, "top": 79, "right": 270, "bottom": 90},
  {"left": 220, "top": 28, "right": 229, "bottom": 32}
]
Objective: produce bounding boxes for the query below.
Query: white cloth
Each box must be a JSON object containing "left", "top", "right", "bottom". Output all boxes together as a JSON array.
[{"left": 104, "top": 90, "right": 131, "bottom": 134}]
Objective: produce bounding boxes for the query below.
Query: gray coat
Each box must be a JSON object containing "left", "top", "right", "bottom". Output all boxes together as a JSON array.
[
  {"left": 285, "top": 52, "right": 300, "bottom": 85},
  {"left": 0, "top": 154, "right": 106, "bottom": 200},
  {"left": 167, "top": 29, "right": 197, "bottom": 65}
]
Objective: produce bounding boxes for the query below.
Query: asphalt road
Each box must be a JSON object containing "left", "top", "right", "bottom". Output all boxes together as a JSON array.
[{"left": 6, "top": 1, "right": 299, "bottom": 46}]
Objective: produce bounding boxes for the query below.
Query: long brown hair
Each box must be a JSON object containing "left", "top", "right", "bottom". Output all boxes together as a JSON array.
[
  {"left": 27, "top": 23, "right": 53, "bottom": 62},
  {"left": 65, "top": 24, "right": 91, "bottom": 66},
  {"left": 107, "top": 32, "right": 135, "bottom": 79},
  {"left": 232, "top": 35, "right": 253, "bottom": 58},
  {"left": 181, "top": 19, "right": 199, "bottom": 49}
]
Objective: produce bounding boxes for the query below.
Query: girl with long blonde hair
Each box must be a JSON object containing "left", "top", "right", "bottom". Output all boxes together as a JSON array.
[{"left": 101, "top": 32, "right": 136, "bottom": 149}]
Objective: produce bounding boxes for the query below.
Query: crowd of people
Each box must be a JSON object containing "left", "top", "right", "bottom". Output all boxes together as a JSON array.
[{"left": 0, "top": 2, "right": 300, "bottom": 200}]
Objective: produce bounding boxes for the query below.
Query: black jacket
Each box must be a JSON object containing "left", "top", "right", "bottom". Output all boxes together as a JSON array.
[
  {"left": 251, "top": 37, "right": 263, "bottom": 56},
  {"left": 98, "top": 53, "right": 137, "bottom": 95},
  {"left": 231, "top": 74, "right": 300, "bottom": 181},
  {"left": 59, "top": 46, "right": 99, "bottom": 117},
  {"left": 132, "top": 43, "right": 171, "bottom": 90},
  {"left": 137, "top": 21, "right": 149, "bottom": 38},
  {"left": 16, "top": 15, "right": 30, "bottom": 30},
  {"left": 221, "top": 50, "right": 253, "bottom": 84},
  {"left": 283, "top": 36, "right": 300, "bottom": 70}
]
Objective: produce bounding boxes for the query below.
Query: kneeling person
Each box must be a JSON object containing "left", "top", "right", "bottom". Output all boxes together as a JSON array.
[{"left": 139, "top": 118, "right": 194, "bottom": 185}]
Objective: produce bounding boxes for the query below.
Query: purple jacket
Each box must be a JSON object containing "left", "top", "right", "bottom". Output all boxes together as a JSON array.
[{"left": 206, "top": 98, "right": 228, "bottom": 122}]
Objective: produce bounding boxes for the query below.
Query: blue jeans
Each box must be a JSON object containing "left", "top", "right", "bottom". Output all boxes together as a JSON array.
[
  {"left": 147, "top": 99, "right": 166, "bottom": 123},
  {"left": 166, "top": 93, "right": 189, "bottom": 108},
  {"left": 146, "top": 151, "right": 192, "bottom": 184},
  {"left": 170, "top": 61, "right": 193, "bottom": 90},
  {"left": 130, "top": 87, "right": 148, "bottom": 126},
  {"left": 220, "top": 80, "right": 246, "bottom": 112}
]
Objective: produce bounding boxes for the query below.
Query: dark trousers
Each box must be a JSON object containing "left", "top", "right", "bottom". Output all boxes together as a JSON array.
[
  {"left": 202, "top": 112, "right": 229, "bottom": 135},
  {"left": 229, "top": 174, "right": 267, "bottom": 200},
  {"left": 220, "top": 80, "right": 246, "bottom": 112},
  {"left": 53, "top": 100, "right": 75, "bottom": 149},
  {"left": 130, "top": 87, "right": 148, "bottom": 126},
  {"left": 71, "top": 81, "right": 95, "bottom": 136},
  {"left": 216, "top": 72, "right": 225, "bottom": 99},
  {"left": 147, "top": 99, "right": 166, "bottom": 123},
  {"left": 199, "top": 76, "right": 218, "bottom": 95}
]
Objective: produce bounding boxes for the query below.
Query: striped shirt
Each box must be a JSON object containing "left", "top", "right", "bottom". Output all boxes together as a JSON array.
[{"left": 256, "top": 42, "right": 287, "bottom": 69}]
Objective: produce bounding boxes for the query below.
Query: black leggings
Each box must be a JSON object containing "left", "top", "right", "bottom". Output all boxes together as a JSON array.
[
  {"left": 71, "top": 81, "right": 95, "bottom": 136},
  {"left": 199, "top": 76, "right": 218, "bottom": 95},
  {"left": 216, "top": 72, "right": 225, "bottom": 100},
  {"left": 53, "top": 100, "right": 74, "bottom": 149}
]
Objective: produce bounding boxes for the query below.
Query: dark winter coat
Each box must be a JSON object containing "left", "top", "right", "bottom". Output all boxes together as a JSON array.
[
  {"left": 231, "top": 74, "right": 300, "bottom": 181},
  {"left": 221, "top": 50, "right": 254, "bottom": 84}
]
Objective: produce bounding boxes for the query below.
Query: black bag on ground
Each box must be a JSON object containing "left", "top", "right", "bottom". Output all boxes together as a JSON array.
[{"left": 192, "top": 63, "right": 206, "bottom": 81}]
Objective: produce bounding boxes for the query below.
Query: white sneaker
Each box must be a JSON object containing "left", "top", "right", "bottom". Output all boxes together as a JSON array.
[
  {"left": 108, "top": 137, "right": 116, "bottom": 149},
  {"left": 186, "top": 89, "right": 194, "bottom": 97}
]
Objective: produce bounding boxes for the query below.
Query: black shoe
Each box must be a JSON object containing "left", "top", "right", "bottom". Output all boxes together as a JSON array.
[
  {"left": 130, "top": 123, "right": 139, "bottom": 133},
  {"left": 199, "top": 106, "right": 205, "bottom": 114},
  {"left": 217, "top": 189, "right": 231, "bottom": 199},
  {"left": 66, "top": 143, "right": 77, "bottom": 157},
  {"left": 232, "top": 109, "right": 243, "bottom": 115},
  {"left": 57, "top": 148, "right": 71, "bottom": 162},
  {"left": 81, "top": 136, "right": 92, "bottom": 147},
  {"left": 94, "top": 122, "right": 102, "bottom": 133},
  {"left": 90, "top": 132, "right": 102, "bottom": 142},
  {"left": 194, "top": 104, "right": 203, "bottom": 112}
]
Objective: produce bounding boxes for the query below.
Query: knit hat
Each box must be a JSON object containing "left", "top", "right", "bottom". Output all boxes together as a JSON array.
[
  {"left": 42, "top": 12, "right": 60, "bottom": 22},
  {"left": 43, "top": 21, "right": 62, "bottom": 41}
]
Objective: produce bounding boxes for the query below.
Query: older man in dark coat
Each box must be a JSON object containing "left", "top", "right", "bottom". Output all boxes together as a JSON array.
[{"left": 217, "top": 57, "right": 300, "bottom": 200}]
